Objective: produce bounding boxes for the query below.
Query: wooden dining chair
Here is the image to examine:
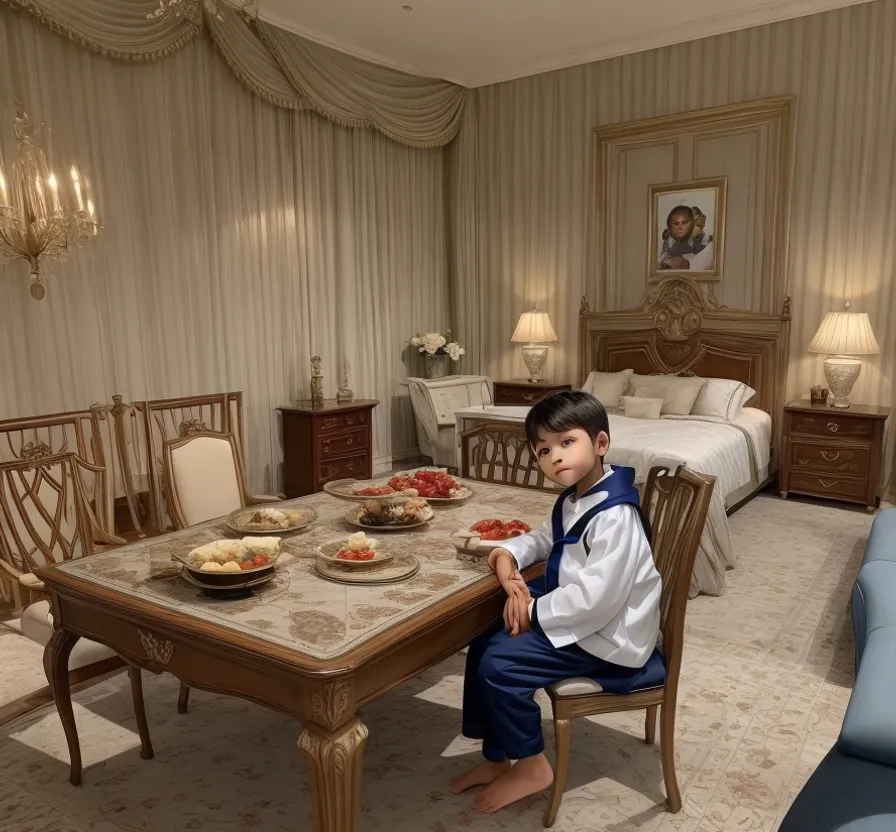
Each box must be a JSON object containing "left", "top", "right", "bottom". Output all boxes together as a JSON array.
[
  {"left": 161, "top": 431, "right": 279, "bottom": 714},
  {"left": 542, "top": 464, "right": 716, "bottom": 828},
  {"left": 0, "top": 453, "right": 154, "bottom": 738},
  {"left": 161, "top": 431, "right": 278, "bottom": 530},
  {"left": 459, "top": 423, "right": 558, "bottom": 492}
]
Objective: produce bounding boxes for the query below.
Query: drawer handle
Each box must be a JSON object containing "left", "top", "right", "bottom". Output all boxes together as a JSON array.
[
  {"left": 522, "top": 392, "right": 535, "bottom": 402},
  {"left": 826, "top": 422, "right": 839, "bottom": 433},
  {"left": 820, "top": 451, "right": 840, "bottom": 462},
  {"left": 347, "top": 437, "right": 353, "bottom": 445},
  {"left": 322, "top": 418, "right": 339, "bottom": 429},
  {"left": 819, "top": 478, "right": 841, "bottom": 489},
  {"left": 797, "top": 458, "right": 809, "bottom": 466}
]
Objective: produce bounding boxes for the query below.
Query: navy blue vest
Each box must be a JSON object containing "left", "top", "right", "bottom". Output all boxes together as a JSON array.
[{"left": 529, "top": 465, "right": 649, "bottom": 597}]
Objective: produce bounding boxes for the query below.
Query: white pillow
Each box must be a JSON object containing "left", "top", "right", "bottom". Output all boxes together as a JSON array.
[
  {"left": 622, "top": 396, "right": 663, "bottom": 420},
  {"left": 581, "top": 369, "right": 633, "bottom": 410},
  {"left": 628, "top": 376, "right": 706, "bottom": 416},
  {"left": 691, "top": 378, "right": 747, "bottom": 421},
  {"left": 736, "top": 384, "right": 757, "bottom": 411}
]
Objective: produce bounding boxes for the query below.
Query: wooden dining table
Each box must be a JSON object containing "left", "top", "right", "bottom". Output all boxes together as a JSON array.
[{"left": 37, "top": 478, "right": 553, "bottom": 832}]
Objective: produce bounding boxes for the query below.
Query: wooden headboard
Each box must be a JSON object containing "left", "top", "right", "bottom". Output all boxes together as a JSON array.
[{"left": 578, "top": 277, "right": 791, "bottom": 464}]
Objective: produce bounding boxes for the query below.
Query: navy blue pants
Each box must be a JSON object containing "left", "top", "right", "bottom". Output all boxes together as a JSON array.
[{"left": 462, "top": 620, "right": 659, "bottom": 762}]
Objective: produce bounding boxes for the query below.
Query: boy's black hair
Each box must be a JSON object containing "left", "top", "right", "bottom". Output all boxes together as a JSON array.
[
  {"left": 524, "top": 390, "right": 610, "bottom": 448},
  {"left": 665, "top": 205, "right": 694, "bottom": 227}
]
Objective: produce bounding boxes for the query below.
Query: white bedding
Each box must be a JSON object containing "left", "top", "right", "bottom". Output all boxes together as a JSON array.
[{"left": 452, "top": 404, "right": 773, "bottom": 597}]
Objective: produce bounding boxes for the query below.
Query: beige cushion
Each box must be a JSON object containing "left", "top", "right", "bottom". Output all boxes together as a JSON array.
[
  {"left": 622, "top": 396, "right": 663, "bottom": 420},
  {"left": 690, "top": 378, "right": 747, "bottom": 421},
  {"left": 581, "top": 369, "right": 633, "bottom": 410},
  {"left": 170, "top": 436, "right": 243, "bottom": 526},
  {"left": 548, "top": 677, "right": 606, "bottom": 696},
  {"left": 628, "top": 376, "right": 706, "bottom": 416},
  {"left": 20, "top": 601, "right": 118, "bottom": 671}
]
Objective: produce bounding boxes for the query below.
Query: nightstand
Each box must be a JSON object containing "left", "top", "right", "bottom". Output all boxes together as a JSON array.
[
  {"left": 780, "top": 400, "right": 890, "bottom": 511},
  {"left": 493, "top": 379, "right": 572, "bottom": 406},
  {"left": 277, "top": 399, "right": 378, "bottom": 497}
]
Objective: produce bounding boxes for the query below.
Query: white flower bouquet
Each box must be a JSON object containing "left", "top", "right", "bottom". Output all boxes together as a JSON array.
[{"left": 410, "top": 330, "right": 465, "bottom": 362}]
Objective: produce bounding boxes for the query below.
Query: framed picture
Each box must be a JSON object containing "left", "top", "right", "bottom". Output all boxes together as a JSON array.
[{"left": 648, "top": 177, "right": 727, "bottom": 281}]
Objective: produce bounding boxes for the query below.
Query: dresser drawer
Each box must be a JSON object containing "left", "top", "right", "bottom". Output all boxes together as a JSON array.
[
  {"left": 788, "top": 411, "right": 876, "bottom": 440},
  {"left": 788, "top": 441, "right": 871, "bottom": 476},
  {"left": 318, "top": 454, "right": 369, "bottom": 483},
  {"left": 314, "top": 409, "right": 369, "bottom": 436},
  {"left": 788, "top": 472, "right": 868, "bottom": 503},
  {"left": 319, "top": 428, "right": 368, "bottom": 458},
  {"left": 494, "top": 386, "right": 562, "bottom": 406}
]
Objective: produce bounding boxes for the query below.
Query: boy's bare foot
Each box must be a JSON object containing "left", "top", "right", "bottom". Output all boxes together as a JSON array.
[
  {"left": 449, "top": 760, "right": 512, "bottom": 794},
  {"left": 473, "top": 753, "right": 554, "bottom": 813}
]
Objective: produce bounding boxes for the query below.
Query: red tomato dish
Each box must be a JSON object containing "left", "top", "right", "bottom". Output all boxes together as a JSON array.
[
  {"left": 470, "top": 518, "right": 532, "bottom": 541},
  {"left": 387, "top": 469, "right": 462, "bottom": 499},
  {"left": 336, "top": 548, "right": 376, "bottom": 561}
]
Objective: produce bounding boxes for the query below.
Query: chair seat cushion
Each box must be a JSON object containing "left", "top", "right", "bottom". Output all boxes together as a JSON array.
[
  {"left": 20, "top": 601, "right": 118, "bottom": 671},
  {"left": 548, "top": 647, "right": 666, "bottom": 697}
]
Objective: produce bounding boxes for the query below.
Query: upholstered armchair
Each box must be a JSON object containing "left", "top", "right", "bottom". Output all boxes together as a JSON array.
[{"left": 162, "top": 431, "right": 279, "bottom": 529}]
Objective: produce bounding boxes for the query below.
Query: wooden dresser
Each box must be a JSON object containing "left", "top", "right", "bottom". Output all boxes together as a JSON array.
[
  {"left": 278, "top": 399, "right": 378, "bottom": 498},
  {"left": 780, "top": 400, "right": 889, "bottom": 511},
  {"left": 493, "top": 379, "right": 571, "bottom": 406}
]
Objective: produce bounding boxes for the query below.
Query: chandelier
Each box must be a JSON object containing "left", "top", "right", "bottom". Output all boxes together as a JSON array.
[
  {"left": 146, "top": 0, "right": 256, "bottom": 22},
  {"left": 0, "top": 106, "right": 100, "bottom": 300}
]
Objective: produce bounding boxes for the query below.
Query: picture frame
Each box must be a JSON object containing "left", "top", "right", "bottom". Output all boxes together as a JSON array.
[{"left": 648, "top": 177, "right": 727, "bottom": 282}]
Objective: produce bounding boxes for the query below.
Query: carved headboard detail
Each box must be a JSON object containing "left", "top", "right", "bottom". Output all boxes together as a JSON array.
[{"left": 578, "top": 277, "right": 791, "bottom": 466}]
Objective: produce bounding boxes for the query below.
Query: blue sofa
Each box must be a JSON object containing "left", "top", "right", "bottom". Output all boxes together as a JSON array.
[{"left": 778, "top": 508, "right": 896, "bottom": 831}]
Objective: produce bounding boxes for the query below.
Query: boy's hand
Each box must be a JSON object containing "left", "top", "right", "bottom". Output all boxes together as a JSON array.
[{"left": 489, "top": 549, "right": 532, "bottom": 635}]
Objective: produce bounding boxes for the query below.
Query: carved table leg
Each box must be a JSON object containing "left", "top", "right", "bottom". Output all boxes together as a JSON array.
[
  {"left": 299, "top": 718, "right": 368, "bottom": 832},
  {"left": 128, "top": 667, "right": 155, "bottom": 760},
  {"left": 43, "top": 629, "right": 83, "bottom": 786}
]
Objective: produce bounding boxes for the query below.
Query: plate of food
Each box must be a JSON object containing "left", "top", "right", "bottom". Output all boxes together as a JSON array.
[
  {"left": 451, "top": 518, "right": 533, "bottom": 555},
  {"left": 345, "top": 498, "right": 433, "bottom": 531},
  {"left": 315, "top": 532, "right": 394, "bottom": 568},
  {"left": 324, "top": 468, "right": 472, "bottom": 504},
  {"left": 172, "top": 537, "right": 281, "bottom": 587},
  {"left": 226, "top": 505, "right": 316, "bottom": 535}
]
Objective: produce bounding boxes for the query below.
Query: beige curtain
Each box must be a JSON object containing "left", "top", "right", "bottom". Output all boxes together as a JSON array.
[
  {"left": 449, "top": 0, "right": 896, "bottom": 496},
  {"left": 2, "top": 0, "right": 467, "bottom": 148},
  {"left": 0, "top": 9, "right": 450, "bottom": 491}
]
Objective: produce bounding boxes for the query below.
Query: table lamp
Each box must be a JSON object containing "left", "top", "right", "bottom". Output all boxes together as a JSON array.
[
  {"left": 511, "top": 307, "right": 558, "bottom": 383},
  {"left": 807, "top": 309, "right": 879, "bottom": 409}
]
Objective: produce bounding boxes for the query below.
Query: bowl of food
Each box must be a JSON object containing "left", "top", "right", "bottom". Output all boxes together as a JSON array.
[
  {"left": 345, "top": 498, "right": 433, "bottom": 531},
  {"left": 452, "top": 518, "right": 533, "bottom": 556},
  {"left": 173, "top": 537, "right": 282, "bottom": 586},
  {"left": 226, "top": 505, "right": 316, "bottom": 535},
  {"left": 315, "top": 532, "right": 394, "bottom": 569}
]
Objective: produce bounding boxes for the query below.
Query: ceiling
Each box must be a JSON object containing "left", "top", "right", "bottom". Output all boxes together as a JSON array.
[{"left": 260, "top": 0, "right": 872, "bottom": 88}]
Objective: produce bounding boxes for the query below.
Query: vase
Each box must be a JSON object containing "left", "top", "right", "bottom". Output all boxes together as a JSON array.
[{"left": 424, "top": 354, "right": 450, "bottom": 379}]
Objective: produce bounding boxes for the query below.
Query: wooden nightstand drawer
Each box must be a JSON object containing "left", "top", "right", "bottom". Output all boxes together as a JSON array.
[
  {"left": 788, "top": 440, "right": 871, "bottom": 476},
  {"left": 314, "top": 409, "right": 369, "bottom": 436},
  {"left": 787, "top": 472, "right": 868, "bottom": 503},
  {"left": 318, "top": 454, "right": 369, "bottom": 483},
  {"left": 788, "top": 411, "right": 876, "bottom": 439},
  {"left": 319, "top": 428, "right": 368, "bottom": 458},
  {"left": 493, "top": 381, "right": 571, "bottom": 406}
]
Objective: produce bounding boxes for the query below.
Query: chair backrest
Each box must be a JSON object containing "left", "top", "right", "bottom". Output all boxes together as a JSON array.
[
  {"left": 0, "top": 409, "right": 114, "bottom": 534},
  {"left": 0, "top": 452, "right": 104, "bottom": 577},
  {"left": 163, "top": 432, "right": 247, "bottom": 529},
  {"left": 460, "top": 423, "right": 558, "bottom": 492},
  {"left": 641, "top": 465, "right": 715, "bottom": 686},
  {"left": 114, "top": 392, "right": 244, "bottom": 534}
]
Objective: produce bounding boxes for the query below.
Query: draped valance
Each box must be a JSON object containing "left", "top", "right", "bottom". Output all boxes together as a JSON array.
[{"left": 2, "top": 0, "right": 467, "bottom": 147}]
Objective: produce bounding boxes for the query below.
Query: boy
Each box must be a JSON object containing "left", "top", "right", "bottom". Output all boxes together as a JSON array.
[{"left": 449, "top": 390, "right": 663, "bottom": 814}]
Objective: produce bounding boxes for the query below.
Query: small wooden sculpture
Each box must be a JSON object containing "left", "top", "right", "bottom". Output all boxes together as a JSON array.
[
  {"left": 337, "top": 361, "right": 354, "bottom": 404},
  {"left": 310, "top": 355, "right": 324, "bottom": 410}
]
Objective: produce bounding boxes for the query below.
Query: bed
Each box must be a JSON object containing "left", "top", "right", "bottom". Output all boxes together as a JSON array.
[{"left": 454, "top": 276, "right": 791, "bottom": 597}]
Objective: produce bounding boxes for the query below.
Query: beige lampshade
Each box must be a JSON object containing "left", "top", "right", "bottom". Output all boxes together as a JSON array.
[
  {"left": 511, "top": 309, "right": 558, "bottom": 343},
  {"left": 807, "top": 312, "right": 880, "bottom": 355}
]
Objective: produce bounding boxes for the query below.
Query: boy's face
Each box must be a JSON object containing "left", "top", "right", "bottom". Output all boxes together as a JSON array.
[
  {"left": 668, "top": 212, "right": 694, "bottom": 241},
  {"left": 533, "top": 428, "right": 609, "bottom": 488}
]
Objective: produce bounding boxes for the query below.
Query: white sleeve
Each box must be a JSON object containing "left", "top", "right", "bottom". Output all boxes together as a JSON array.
[
  {"left": 534, "top": 507, "right": 642, "bottom": 642},
  {"left": 497, "top": 520, "right": 553, "bottom": 570},
  {"left": 686, "top": 240, "right": 714, "bottom": 271}
]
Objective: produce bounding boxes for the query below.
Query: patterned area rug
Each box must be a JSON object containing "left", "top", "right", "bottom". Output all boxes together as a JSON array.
[{"left": 0, "top": 495, "right": 874, "bottom": 832}]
